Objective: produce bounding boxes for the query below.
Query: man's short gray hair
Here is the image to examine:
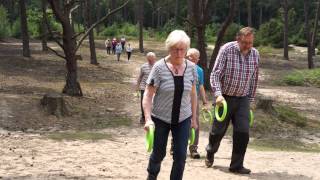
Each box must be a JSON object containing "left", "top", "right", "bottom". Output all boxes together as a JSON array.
[
  {"left": 186, "top": 48, "right": 200, "bottom": 57},
  {"left": 165, "top": 30, "right": 190, "bottom": 50},
  {"left": 237, "top": 27, "right": 254, "bottom": 37},
  {"left": 146, "top": 52, "right": 156, "bottom": 58}
]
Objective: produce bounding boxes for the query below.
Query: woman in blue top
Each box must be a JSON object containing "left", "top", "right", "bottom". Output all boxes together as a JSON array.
[{"left": 143, "top": 30, "right": 198, "bottom": 180}]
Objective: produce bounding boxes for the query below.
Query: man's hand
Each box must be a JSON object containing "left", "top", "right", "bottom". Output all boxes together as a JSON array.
[
  {"left": 250, "top": 102, "right": 256, "bottom": 111},
  {"left": 202, "top": 102, "right": 211, "bottom": 111},
  {"left": 216, "top": 95, "right": 225, "bottom": 106}
]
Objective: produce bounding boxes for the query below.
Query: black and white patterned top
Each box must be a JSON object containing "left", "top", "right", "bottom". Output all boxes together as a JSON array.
[{"left": 146, "top": 58, "right": 197, "bottom": 124}]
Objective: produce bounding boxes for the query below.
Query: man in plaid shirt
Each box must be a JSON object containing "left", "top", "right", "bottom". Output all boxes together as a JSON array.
[{"left": 205, "top": 27, "right": 259, "bottom": 174}]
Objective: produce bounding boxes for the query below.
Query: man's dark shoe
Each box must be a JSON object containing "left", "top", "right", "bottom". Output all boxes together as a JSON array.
[
  {"left": 190, "top": 150, "right": 200, "bottom": 159},
  {"left": 205, "top": 152, "right": 214, "bottom": 167},
  {"left": 229, "top": 167, "right": 251, "bottom": 174}
]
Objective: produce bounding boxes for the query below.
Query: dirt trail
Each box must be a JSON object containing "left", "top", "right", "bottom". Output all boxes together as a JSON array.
[{"left": 0, "top": 40, "right": 319, "bottom": 179}]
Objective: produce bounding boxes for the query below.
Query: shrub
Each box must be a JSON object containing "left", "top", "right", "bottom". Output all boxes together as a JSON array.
[{"left": 0, "top": 5, "right": 10, "bottom": 39}]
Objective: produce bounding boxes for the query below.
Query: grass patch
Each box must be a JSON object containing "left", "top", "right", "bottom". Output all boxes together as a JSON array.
[
  {"left": 275, "top": 105, "right": 307, "bottom": 127},
  {"left": 257, "top": 46, "right": 276, "bottom": 56},
  {"left": 250, "top": 138, "right": 320, "bottom": 152},
  {"left": 46, "top": 131, "right": 112, "bottom": 141},
  {"left": 281, "top": 68, "right": 320, "bottom": 87}
]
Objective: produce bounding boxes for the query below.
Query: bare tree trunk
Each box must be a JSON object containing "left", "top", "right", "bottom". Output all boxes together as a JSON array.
[
  {"left": 19, "top": 0, "right": 30, "bottom": 57},
  {"left": 207, "top": 0, "right": 236, "bottom": 88},
  {"left": 138, "top": 0, "right": 144, "bottom": 53},
  {"left": 246, "top": 0, "right": 252, "bottom": 27},
  {"left": 304, "top": 0, "right": 315, "bottom": 69},
  {"left": 283, "top": 0, "right": 289, "bottom": 60},
  {"left": 41, "top": 0, "right": 48, "bottom": 51},
  {"left": 311, "top": 0, "right": 320, "bottom": 56},
  {"left": 187, "top": 0, "right": 193, "bottom": 37},
  {"left": 110, "top": 0, "right": 116, "bottom": 24},
  {"left": 85, "top": 0, "right": 98, "bottom": 65},
  {"left": 259, "top": 5, "right": 263, "bottom": 27},
  {"left": 174, "top": 0, "right": 179, "bottom": 25}
]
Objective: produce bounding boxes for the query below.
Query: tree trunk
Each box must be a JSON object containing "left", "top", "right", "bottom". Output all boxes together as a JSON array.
[
  {"left": 174, "top": 0, "right": 179, "bottom": 25},
  {"left": 303, "top": 0, "right": 315, "bottom": 69},
  {"left": 283, "top": 0, "right": 289, "bottom": 60},
  {"left": 246, "top": 0, "right": 252, "bottom": 27},
  {"left": 41, "top": 93, "right": 69, "bottom": 117},
  {"left": 207, "top": 0, "right": 237, "bottom": 88},
  {"left": 138, "top": 0, "right": 144, "bottom": 53},
  {"left": 187, "top": 0, "right": 193, "bottom": 37},
  {"left": 311, "top": 0, "right": 320, "bottom": 56},
  {"left": 259, "top": 5, "right": 263, "bottom": 27},
  {"left": 19, "top": 0, "right": 30, "bottom": 57},
  {"left": 41, "top": 0, "right": 48, "bottom": 51},
  {"left": 110, "top": 0, "right": 116, "bottom": 24},
  {"left": 85, "top": 0, "right": 98, "bottom": 65}
]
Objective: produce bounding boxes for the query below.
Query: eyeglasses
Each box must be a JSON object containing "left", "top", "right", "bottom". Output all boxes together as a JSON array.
[{"left": 170, "top": 48, "right": 187, "bottom": 53}]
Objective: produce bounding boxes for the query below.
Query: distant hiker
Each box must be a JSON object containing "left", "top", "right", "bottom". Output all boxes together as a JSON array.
[
  {"left": 126, "top": 43, "right": 133, "bottom": 61},
  {"left": 105, "top": 39, "right": 112, "bottom": 55},
  {"left": 115, "top": 43, "right": 123, "bottom": 61}
]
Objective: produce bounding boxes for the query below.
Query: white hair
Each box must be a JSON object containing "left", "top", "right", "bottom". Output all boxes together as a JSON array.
[
  {"left": 165, "top": 30, "right": 190, "bottom": 50},
  {"left": 186, "top": 48, "right": 200, "bottom": 57},
  {"left": 146, "top": 52, "right": 156, "bottom": 58}
]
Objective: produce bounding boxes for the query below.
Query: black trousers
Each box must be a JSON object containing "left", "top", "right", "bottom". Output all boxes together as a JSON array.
[
  {"left": 206, "top": 95, "right": 250, "bottom": 170},
  {"left": 140, "top": 90, "right": 145, "bottom": 121}
]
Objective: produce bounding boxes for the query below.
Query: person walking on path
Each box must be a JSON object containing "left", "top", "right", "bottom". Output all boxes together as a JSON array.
[
  {"left": 143, "top": 30, "right": 198, "bottom": 180},
  {"left": 205, "top": 27, "right": 259, "bottom": 174},
  {"left": 112, "top": 37, "right": 117, "bottom": 54},
  {"left": 105, "top": 39, "right": 112, "bottom": 55},
  {"left": 115, "top": 43, "right": 123, "bottom": 61},
  {"left": 186, "top": 48, "right": 210, "bottom": 159},
  {"left": 136, "top": 52, "right": 156, "bottom": 124},
  {"left": 126, "top": 43, "right": 133, "bottom": 61},
  {"left": 121, "top": 36, "right": 126, "bottom": 52}
]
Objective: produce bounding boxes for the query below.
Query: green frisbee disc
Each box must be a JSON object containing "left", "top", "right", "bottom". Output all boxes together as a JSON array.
[
  {"left": 201, "top": 109, "right": 213, "bottom": 124},
  {"left": 188, "top": 128, "right": 195, "bottom": 145},
  {"left": 249, "top": 110, "right": 254, "bottom": 127},
  {"left": 215, "top": 100, "right": 227, "bottom": 122},
  {"left": 145, "top": 125, "right": 154, "bottom": 152}
]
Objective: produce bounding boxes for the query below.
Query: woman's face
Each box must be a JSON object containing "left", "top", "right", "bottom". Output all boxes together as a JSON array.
[{"left": 169, "top": 42, "right": 188, "bottom": 61}]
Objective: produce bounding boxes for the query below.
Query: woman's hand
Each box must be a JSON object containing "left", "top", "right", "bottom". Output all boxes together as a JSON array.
[
  {"left": 191, "top": 117, "right": 198, "bottom": 129},
  {"left": 144, "top": 118, "right": 154, "bottom": 131}
]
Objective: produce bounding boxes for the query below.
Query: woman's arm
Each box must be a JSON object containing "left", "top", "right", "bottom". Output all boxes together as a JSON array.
[
  {"left": 143, "top": 85, "right": 157, "bottom": 130},
  {"left": 191, "top": 83, "right": 198, "bottom": 129}
]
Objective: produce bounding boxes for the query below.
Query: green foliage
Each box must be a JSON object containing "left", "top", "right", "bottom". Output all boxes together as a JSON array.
[
  {"left": 0, "top": 5, "right": 10, "bottom": 39},
  {"left": 255, "top": 18, "right": 283, "bottom": 48},
  {"left": 11, "top": 18, "right": 21, "bottom": 38},
  {"left": 101, "top": 23, "right": 138, "bottom": 38},
  {"left": 27, "top": 8, "right": 42, "bottom": 38},
  {"left": 275, "top": 105, "right": 307, "bottom": 127},
  {"left": 222, "top": 23, "right": 242, "bottom": 43},
  {"left": 205, "top": 23, "right": 219, "bottom": 43},
  {"left": 282, "top": 69, "right": 320, "bottom": 87}
]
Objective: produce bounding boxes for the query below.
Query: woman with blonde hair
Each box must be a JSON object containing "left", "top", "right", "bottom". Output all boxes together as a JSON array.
[{"left": 143, "top": 30, "right": 198, "bottom": 180}]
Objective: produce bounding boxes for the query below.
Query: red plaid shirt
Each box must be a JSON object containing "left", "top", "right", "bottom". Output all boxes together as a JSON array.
[{"left": 210, "top": 41, "right": 259, "bottom": 102}]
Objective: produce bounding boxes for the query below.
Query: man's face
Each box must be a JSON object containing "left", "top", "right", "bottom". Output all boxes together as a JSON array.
[
  {"left": 147, "top": 56, "right": 156, "bottom": 64},
  {"left": 186, "top": 53, "right": 200, "bottom": 64},
  {"left": 237, "top": 34, "right": 254, "bottom": 54}
]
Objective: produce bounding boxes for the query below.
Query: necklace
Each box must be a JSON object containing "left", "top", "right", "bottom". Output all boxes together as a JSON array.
[{"left": 173, "top": 67, "right": 179, "bottom": 74}]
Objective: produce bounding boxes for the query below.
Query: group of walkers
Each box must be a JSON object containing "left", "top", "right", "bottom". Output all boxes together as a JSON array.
[
  {"left": 105, "top": 36, "right": 133, "bottom": 61},
  {"left": 136, "top": 27, "right": 259, "bottom": 180}
]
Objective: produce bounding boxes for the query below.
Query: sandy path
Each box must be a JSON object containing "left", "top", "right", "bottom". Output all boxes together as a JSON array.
[{"left": 0, "top": 128, "right": 319, "bottom": 180}]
